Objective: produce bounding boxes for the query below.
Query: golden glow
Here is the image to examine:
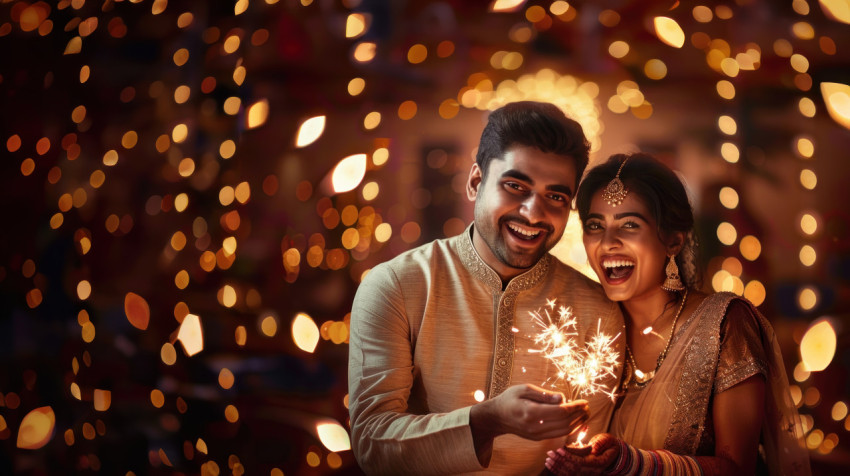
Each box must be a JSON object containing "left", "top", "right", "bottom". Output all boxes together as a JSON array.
[
  {"left": 801, "top": 214, "right": 818, "bottom": 235},
  {"left": 220, "top": 284, "right": 237, "bottom": 307},
  {"left": 608, "top": 40, "right": 629, "bottom": 58},
  {"left": 800, "top": 245, "right": 817, "bottom": 266},
  {"left": 489, "top": 0, "right": 526, "bottom": 12},
  {"left": 800, "top": 320, "right": 836, "bottom": 371},
  {"left": 292, "top": 312, "right": 320, "bottom": 353},
  {"left": 295, "top": 115, "right": 326, "bottom": 147},
  {"left": 721, "top": 142, "right": 740, "bottom": 163},
  {"left": 77, "top": 280, "right": 92, "bottom": 300},
  {"left": 653, "top": 16, "right": 685, "bottom": 48},
  {"left": 820, "top": 82, "right": 850, "bottom": 129},
  {"left": 798, "top": 287, "right": 819, "bottom": 311},
  {"left": 177, "top": 314, "right": 204, "bottom": 356},
  {"left": 720, "top": 58, "right": 740, "bottom": 77},
  {"left": 225, "top": 404, "right": 239, "bottom": 422},
  {"left": 375, "top": 223, "right": 392, "bottom": 242},
  {"left": 161, "top": 343, "right": 177, "bottom": 365},
  {"left": 743, "top": 280, "right": 766, "bottom": 306},
  {"left": 716, "top": 80, "right": 736, "bottom": 99},
  {"left": 261, "top": 314, "right": 279, "bottom": 337},
  {"left": 331, "top": 153, "right": 367, "bottom": 194},
  {"left": 223, "top": 96, "right": 242, "bottom": 115},
  {"left": 819, "top": 0, "right": 850, "bottom": 24},
  {"left": 93, "top": 389, "right": 111, "bottom": 411},
  {"left": 791, "top": 53, "right": 810, "bottom": 73},
  {"left": 800, "top": 169, "right": 818, "bottom": 189},
  {"left": 718, "top": 115, "right": 737, "bottom": 135},
  {"left": 16, "top": 406, "right": 55, "bottom": 450},
  {"left": 235, "top": 0, "right": 249, "bottom": 15},
  {"left": 739, "top": 235, "right": 762, "bottom": 261},
  {"left": 172, "top": 123, "right": 188, "bottom": 143},
  {"left": 348, "top": 77, "right": 365, "bottom": 96},
  {"left": 693, "top": 5, "right": 713, "bottom": 22},
  {"left": 124, "top": 292, "right": 150, "bottom": 330},
  {"left": 792, "top": 22, "right": 815, "bottom": 41},
  {"left": 799, "top": 97, "right": 817, "bottom": 117},
  {"left": 363, "top": 111, "right": 381, "bottom": 129},
  {"left": 219, "top": 368, "right": 235, "bottom": 389},
  {"left": 246, "top": 99, "right": 269, "bottom": 129},
  {"left": 794, "top": 361, "right": 811, "bottom": 382},
  {"left": 407, "top": 44, "right": 427, "bottom": 64},
  {"left": 372, "top": 147, "right": 389, "bottom": 166},
  {"left": 643, "top": 59, "right": 667, "bottom": 80},
  {"left": 550, "top": 1, "right": 570, "bottom": 15},
  {"left": 398, "top": 100, "right": 418, "bottom": 120},
  {"left": 832, "top": 401, "right": 848, "bottom": 421},
  {"left": 353, "top": 42, "right": 377, "bottom": 63},
  {"left": 220, "top": 139, "right": 236, "bottom": 159},
  {"left": 346, "top": 13, "right": 368, "bottom": 38},
  {"left": 316, "top": 421, "right": 351, "bottom": 452},
  {"left": 474, "top": 390, "right": 486, "bottom": 402},
  {"left": 717, "top": 222, "right": 737, "bottom": 246}
]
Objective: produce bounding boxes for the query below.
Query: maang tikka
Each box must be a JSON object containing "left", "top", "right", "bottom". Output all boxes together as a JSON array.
[{"left": 602, "top": 157, "right": 629, "bottom": 206}]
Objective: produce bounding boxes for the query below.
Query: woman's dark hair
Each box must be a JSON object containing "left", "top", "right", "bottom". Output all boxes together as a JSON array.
[
  {"left": 475, "top": 101, "right": 590, "bottom": 190},
  {"left": 576, "top": 153, "right": 700, "bottom": 289}
]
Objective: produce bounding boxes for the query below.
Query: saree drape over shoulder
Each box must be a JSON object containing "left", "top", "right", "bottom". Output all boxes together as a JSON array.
[{"left": 610, "top": 292, "right": 810, "bottom": 475}]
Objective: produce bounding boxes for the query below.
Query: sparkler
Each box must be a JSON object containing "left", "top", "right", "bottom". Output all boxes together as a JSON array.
[{"left": 529, "top": 300, "right": 621, "bottom": 401}]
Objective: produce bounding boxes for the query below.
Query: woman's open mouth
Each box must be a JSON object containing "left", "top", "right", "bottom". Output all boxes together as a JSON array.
[{"left": 602, "top": 258, "right": 635, "bottom": 282}]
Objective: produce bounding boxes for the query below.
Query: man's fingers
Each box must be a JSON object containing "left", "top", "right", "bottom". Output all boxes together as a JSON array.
[{"left": 519, "top": 384, "right": 564, "bottom": 404}]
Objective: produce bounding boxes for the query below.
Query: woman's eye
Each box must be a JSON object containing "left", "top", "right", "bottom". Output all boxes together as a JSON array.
[
  {"left": 623, "top": 221, "right": 639, "bottom": 229},
  {"left": 584, "top": 222, "right": 601, "bottom": 231}
]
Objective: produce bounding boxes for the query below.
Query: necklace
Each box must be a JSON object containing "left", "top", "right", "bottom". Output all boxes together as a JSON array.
[{"left": 624, "top": 288, "right": 689, "bottom": 388}]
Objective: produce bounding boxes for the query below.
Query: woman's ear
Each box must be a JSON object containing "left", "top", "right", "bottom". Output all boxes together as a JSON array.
[
  {"left": 467, "top": 163, "right": 483, "bottom": 201},
  {"left": 666, "top": 231, "right": 686, "bottom": 256}
]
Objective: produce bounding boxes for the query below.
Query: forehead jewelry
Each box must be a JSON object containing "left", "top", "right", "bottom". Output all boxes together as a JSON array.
[{"left": 601, "top": 158, "right": 629, "bottom": 207}]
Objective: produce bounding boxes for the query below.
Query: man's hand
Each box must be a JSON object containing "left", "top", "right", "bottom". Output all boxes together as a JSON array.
[{"left": 470, "top": 384, "right": 589, "bottom": 465}]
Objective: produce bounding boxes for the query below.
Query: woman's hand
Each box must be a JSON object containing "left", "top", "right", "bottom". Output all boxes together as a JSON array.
[{"left": 544, "top": 433, "right": 620, "bottom": 476}]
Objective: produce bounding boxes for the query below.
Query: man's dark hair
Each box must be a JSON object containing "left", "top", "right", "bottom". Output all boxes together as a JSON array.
[{"left": 475, "top": 101, "right": 590, "bottom": 189}]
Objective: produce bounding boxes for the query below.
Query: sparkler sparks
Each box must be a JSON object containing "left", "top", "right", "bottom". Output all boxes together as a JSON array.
[{"left": 529, "top": 301, "right": 620, "bottom": 401}]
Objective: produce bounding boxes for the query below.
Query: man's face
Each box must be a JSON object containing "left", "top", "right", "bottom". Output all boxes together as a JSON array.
[{"left": 467, "top": 144, "right": 577, "bottom": 280}]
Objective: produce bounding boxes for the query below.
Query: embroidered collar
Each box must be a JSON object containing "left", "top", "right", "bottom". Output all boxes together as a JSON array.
[{"left": 456, "top": 224, "right": 550, "bottom": 293}]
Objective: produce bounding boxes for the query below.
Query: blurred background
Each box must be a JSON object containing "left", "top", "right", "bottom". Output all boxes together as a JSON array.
[{"left": 1, "top": 0, "right": 849, "bottom": 474}]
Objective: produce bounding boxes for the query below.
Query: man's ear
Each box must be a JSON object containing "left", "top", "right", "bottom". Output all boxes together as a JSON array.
[
  {"left": 666, "top": 231, "right": 686, "bottom": 256},
  {"left": 466, "top": 163, "right": 483, "bottom": 201}
]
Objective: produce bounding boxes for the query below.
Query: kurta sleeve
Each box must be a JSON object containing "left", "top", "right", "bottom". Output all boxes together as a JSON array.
[
  {"left": 347, "top": 262, "right": 484, "bottom": 475},
  {"left": 714, "top": 299, "right": 769, "bottom": 395}
]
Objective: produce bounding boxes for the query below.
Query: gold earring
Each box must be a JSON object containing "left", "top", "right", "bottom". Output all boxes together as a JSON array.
[
  {"left": 661, "top": 255, "right": 685, "bottom": 291},
  {"left": 602, "top": 158, "right": 629, "bottom": 207}
]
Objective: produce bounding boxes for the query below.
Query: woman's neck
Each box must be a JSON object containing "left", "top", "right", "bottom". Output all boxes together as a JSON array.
[{"left": 620, "top": 288, "right": 677, "bottom": 330}]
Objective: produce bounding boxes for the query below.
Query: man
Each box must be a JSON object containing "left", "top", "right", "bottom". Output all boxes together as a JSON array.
[{"left": 348, "top": 101, "right": 623, "bottom": 474}]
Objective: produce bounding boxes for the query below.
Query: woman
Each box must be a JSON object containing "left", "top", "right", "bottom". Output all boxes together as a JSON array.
[{"left": 545, "top": 154, "right": 809, "bottom": 475}]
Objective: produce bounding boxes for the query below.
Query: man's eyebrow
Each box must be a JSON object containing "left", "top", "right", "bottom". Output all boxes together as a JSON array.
[{"left": 501, "top": 169, "right": 573, "bottom": 197}]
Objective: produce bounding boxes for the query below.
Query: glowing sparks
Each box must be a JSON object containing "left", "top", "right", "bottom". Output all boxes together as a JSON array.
[
  {"left": 295, "top": 115, "right": 326, "bottom": 147},
  {"left": 177, "top": 313, "right": 204, "bottom": 356},
  {"left": 820, "top": 82, "right": 850, "bottom": 129},
  {"left": 529, "top": 302, "right": 620, "bottom": 400},
  {"left": 16, "top": 406, "right": 55, "bottom": 450},
  {"left": 292, "top": 312, "right": 320, "bottom": 353},
  {"left": 800, "top": 320, "right": 837, "bottom": 371},
  {"left": 330, "top": 153, "right": 367, "bottom": 194},
  {"left": 653, "top": 16, "right": 685, "bottom": 48},
  {"left": 316, "top": 421, "right": 351, "bottom": 452}
]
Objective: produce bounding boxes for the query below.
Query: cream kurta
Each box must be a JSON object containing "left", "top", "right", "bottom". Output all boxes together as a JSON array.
[{"left": 348, "top": 226, "right": 623, "bottom": 475}]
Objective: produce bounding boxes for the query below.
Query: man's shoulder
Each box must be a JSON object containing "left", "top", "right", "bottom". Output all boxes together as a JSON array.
[{"left": 365, "top": 234, "right": 460, "bottom": 282}]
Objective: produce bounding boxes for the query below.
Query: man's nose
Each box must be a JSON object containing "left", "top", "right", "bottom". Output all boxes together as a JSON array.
[{"left": 519, "top": 194, "right": 545, "bottom": 223}]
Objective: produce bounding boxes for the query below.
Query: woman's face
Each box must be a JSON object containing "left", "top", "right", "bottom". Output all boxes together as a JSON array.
[{"left": 582, "top": 188, "right": 674, "bottom": 302}]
